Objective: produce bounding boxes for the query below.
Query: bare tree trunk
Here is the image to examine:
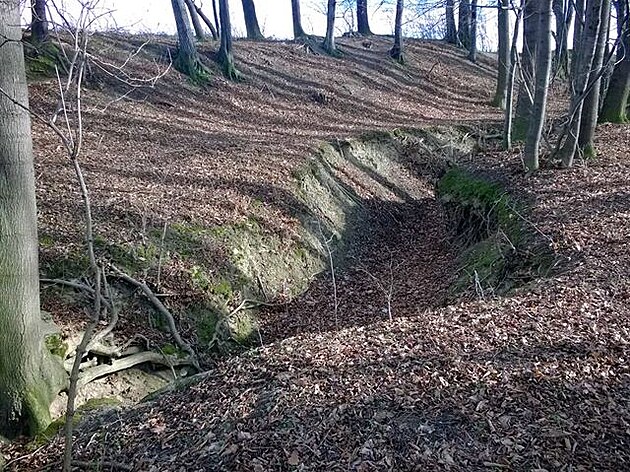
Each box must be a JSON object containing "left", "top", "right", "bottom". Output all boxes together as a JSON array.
[
  {"left": 0, "top": 0, "right": 66, "bottom": 439},
  {"left": 559, "top": 0, "right": 603, "bottom": 167},
  {"left": 30, "top": 0, "right": 49, "bottom": 44},
  {"left": 572, "top": 0, "right": 586, "bottom": 79},
  {"left": 171, "top": 0, "right": 205, "bottom": 79},
  {"left": 219, "top": 0, "right": 240, "bottom": 79},
  {"left": 445, "top": 0, "right": 457, "bottom": 43},
  {"left": 323, "top": 0, "right": 337, "bottom": 54},
  {"left": 192, "top": 1, "right": 219, "bottom": 39},
  {"left": 241, "top": 0, "right": 264, "bottom": 40},
  {"left": 458, "top": 0, "right": 471, "bottom": 49},
  {"left": 213, "top": 0, "right": 221, "bottom": 38},
  {"left": 184, "top": 0, "right": 206, "bottom": 41},
  {"left": 493, "top": 0, "right": 510, "bottom": 108},
  {"left": 524, "top": 0, "right": 553, "bottom": 171},
  {"left": 357, "top": 0, "right": 372, "bottom": 35},
  {"left": 503, "top": 1, "right": 523, "bottom": 150},
  {"left": 578, "top": 0, "right": 611, "bottom": 156},
  {"left": 600, "top": 0, "right": 630, "bottom": 122},
  {"left": 467, "top": 0, "right": 478, "bottom": 62},
  {"left": 552, "top": 0, "right": 573, "bottom": 78},
  {"left": 513, "top": 0, "right": 539, "bottom": 140},
  {"left": 390, "top": 0, "right": 404, "bottom": 63},
  {"left": 291, "top": 0, "right": 305, "bottom": 38}
]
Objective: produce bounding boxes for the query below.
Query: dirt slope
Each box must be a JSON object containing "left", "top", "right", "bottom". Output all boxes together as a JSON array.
[
  {"left": 20, "top": 126, "right": 630, "bottom": 472},
  {"left": 30, "top": 34, "right": 502, "bottom": 342},
  {"left": 3, "top": 35, "right": 630, "bottom": 471}
]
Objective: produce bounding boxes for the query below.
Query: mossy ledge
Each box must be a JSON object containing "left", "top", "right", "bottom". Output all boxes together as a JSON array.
[{"left": 437, "top": 167, "right": 558, "bottom": 298}]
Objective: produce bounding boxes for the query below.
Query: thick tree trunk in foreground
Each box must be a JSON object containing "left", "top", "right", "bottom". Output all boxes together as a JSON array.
[
  {"left": 445, "top": 0, "right": 457, "bottom": 44},
  {"left": 467, "top": 0, "right": 478, "bottom": 62},
  {"left": 241, "top": 0, "right": 264, "bottom": 40},
  {"left": 219, "top": 0, "right": 239, "bottom": 79},
  {"left": 524, "top": 0, "right": 553, "bottom": 171},
  {"left": 323, "top": 0, "right": 337, "bottom": 54},
  {"left": 30, "top": 0, "right": 49, "bottom": 44},
  {"left": 357, "top": 0, "right": 372, "bottom": 35},
  {"left": 578, "top": 0, "right": 611, "bottom": 156},
  {"left": 559, "top": 0, "right": 602, "bottom": 167},
  {"left": 458, "top": 1, "right": 471, "bottom": 49},
  {"left": 291, "top": 0, "right": 305, "bottom": 38},
  {"left": 600, "top": 0, "right": 630, "bottom": 123},
  {"left": 513, "top": 0, "right": 539, "bottom": 141},
  {"left": 390, "top": 0, "right": 404, "bottom": 63},
  {"left": 184, "top": 0, "right": 206, "bottom": 41},
  {"left": 171, "top": 0, "right": 204, "bottom": 79},
  {"left": 0, "top": 0, "right": 66, "bottom": 439},
  {"left": 493, "top": 0, "right": 510, "bottom": 108}
]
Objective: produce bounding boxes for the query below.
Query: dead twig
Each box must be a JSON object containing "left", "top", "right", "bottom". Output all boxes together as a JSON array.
[{"left": 110, "top": 265, "right": 199, "bottom": 370}]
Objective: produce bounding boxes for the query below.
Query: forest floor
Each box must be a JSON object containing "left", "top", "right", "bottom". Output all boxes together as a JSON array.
[{"left": 2, "top": 35, "right": 629, "bottom": 471}]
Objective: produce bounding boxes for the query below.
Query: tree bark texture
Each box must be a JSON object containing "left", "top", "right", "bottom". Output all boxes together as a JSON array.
[
  {"left": 357, "top": 0, "right": 372, "bottom": 35},
  {"left": 445, "top": 0, "right": 457, "bottom": 44},
  {"left": 458, "top": 0, "right": 471, "bottom": 49},
  {"left": 513, "top": 0, "right": 539, "bottom": 140},
  {"left": 600, "top": 0, "right": 630, "bottom": 122},
  {"left": 390, "top": 0, "right": 404, "bottom": 63},
  {"left": 467, "top": 0, "right": 478, "bottom": 62},
  {"left": 323, "top": 0, "right": 337, "bottom": 53},
  {"left": 291, "top": 0, "right": 305, "bottom": 38},
  {"left": 0, "top": 0, "right": 66, "bottom": 439},
  {"left": 560, "top": 0, "right": 603, "bottom": 167},
  {"left": 241, "top": 0, "right": 264, "bottom": 40},
  {"left": 493, "top": 0, "right": 510, "bottom": 108},
  {"left": 219, "top": 0, "right": 239, "bottom": 79},
  {"left": 184, "top": 0, "right": 206, "bottom": 41},
  {"left": 171, "top": 0, "right": 203, "bottom": 78},
  {"left": 524, "top": 0, "right": 553, "bottom": 171},
  {"left": 578, "top": 0, "right": 611, "bottom": 156},
  {"left": 552, "top": 0, "right": 573, "bottom": 77},
  {"left": 30, "top": 0, "right": 49, "bottom": 44},
  {"left": 192, "top": 1, "right": 219, "bottom": 39}
]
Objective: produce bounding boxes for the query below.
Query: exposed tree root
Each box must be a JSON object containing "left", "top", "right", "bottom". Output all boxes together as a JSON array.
[
  {"left": 110, "top": 265, "right": 199, "bottom": 370},
  {"left": 76, "top": 351, "right": 194, "bottom": 388}
]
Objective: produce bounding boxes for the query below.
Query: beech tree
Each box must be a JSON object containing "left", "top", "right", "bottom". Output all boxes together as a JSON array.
[
  {"left": 171, "top": 0, "right": 206, "bottom": 80},
  {"left": 219, "top": 0, "right": 240, "bottom": 79},
  {"left": 558, "top": 0, "right": 604, "bottom": 167},
  {"left": 390, "top": 0, "right": 404, "bottom": 63},
  {"left": 493, "top": 0, "right": 510, "bottom": 108},
  {"left": 578, "top": 0, "right": 611, "bottom": 157},
  {"left": 600, "top": 0, "right": 630, "bottom": 123},
  {"left": 552, "top": 0, "right": 573, "bottom": 78},
  {"left": 241, "top": 0, "right": 264, "bottom": 40},
  {"left": 184, "top": 0, "right": 206, "bottom": 41},
  {"left": 467, "top": 0, "right": 478, "bottom": 62},
  {"left": 0, "top": 0, "right": 66, "bottom": 439},
  {"left": 291, "top": 0, "right": 306, "bottom": 38},
  {"left": 323, "top": 0, "right": 337, "bottom": 53},
  {"left": 445, "top": 0, "right": 457, "bottom": 44},
  {"left": 524, "top": 0, "right": 553, "bottom": 171},
  {"left": 31, "top": 0, "right": 48, "bottom": 44},
  {"left": 357, "top": 0, "right": 372, "bottom": 35},
  {"left": 458, "top": 0, "right": 472, "bottom": 49},
  {"left": 513, "top": 0, "right": 538, "bottom": 140},
  {"left": 189, "top": 0, "right": 219, "bottom": 39}
]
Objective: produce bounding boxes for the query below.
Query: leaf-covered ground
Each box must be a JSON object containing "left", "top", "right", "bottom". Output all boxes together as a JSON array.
[{"left": 3, "top": 36, "right": 630, "bottom": 470}]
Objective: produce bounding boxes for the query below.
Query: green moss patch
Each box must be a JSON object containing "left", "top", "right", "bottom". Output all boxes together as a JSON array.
[{"left": 438, "top": 167, "right": 555, "bottom": 298}]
